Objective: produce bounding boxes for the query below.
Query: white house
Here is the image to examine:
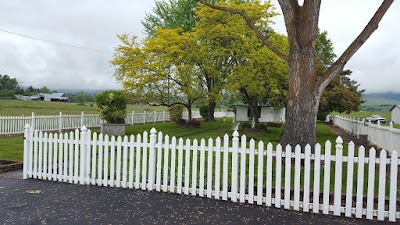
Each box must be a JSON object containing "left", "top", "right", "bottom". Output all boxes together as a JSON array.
[
  {"left": 16, "top": 93, "right": 68, "bottom": 102},
  {"left": 234, "top": 105, "right": 286, "bottom": 123},
  {"left": 390, "top": 105, "right": 400, "bottom": 124}
]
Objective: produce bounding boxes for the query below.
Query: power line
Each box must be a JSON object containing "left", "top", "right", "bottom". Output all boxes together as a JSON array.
[{"left": 0, "top": 29, "right": 111, "bottom": 53}]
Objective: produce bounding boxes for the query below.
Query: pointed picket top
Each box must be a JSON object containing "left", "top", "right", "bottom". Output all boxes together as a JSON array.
[
  {"left": 216, "top": 136, "right": 221, "bottom": 142},
  {"left": 150, "top": 127, "right": 157, "bottom": 135},
  {"left": 336, "top": 136, "right": 343, "bottom": 144},
  {"left": 81, "top": 126, "right": 87, "bottom": 132},
  {"left": 232, "top": 130, "right": 239, "bottom": 138},
  {"left": 267, "top": 142, "right": 273, "bottom": 149},
  {"left": 295, "top": 144, "right": 301, "bottom": 149},
  {"left": 305, "top": 144, "right": 311, "bottom": 149}
]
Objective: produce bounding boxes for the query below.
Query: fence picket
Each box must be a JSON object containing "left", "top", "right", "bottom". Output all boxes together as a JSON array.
[
  {"left": 275, "top": 144, "right": 282, "bottom": 208},
  {"left": 103, "top": 135, "right": 109, "bottom": 187},
  {"left": 313, "top": 144, "right": 321, "bottom": 213},
  {"left": 184, "top": 139, "right": 191, "bottom": 195},
  {"left": 322, "top": 141, "right": 331, "bottom": 214},
  {"left": 355, "top": 146, "right": 365, "bottom": 218},
  {"left": 284, "top": 145, "right": 292, "bottom": 210},
  {"left": 58, "top": 133, "right": 63, "bottom": 182},
  {"left": 366, "top": 148, "right": 376, "bottom": 220},
  {"left": 239, "top": 135, "right": 247, "bottom": 203},
  {"left": 63, "top": 132, "right": 68, "bottom": 182},
  {"left": 109, "top": 136, "right": 116, "bottom": 187},
  {"left": 122, "top": 136, "right": 129, "bottom": 188},
  {"left": 97, "top": 134, "right": 103, "bottom": 186},
  {"left": 294, "top": 145, "right": 301, "bottom": 211},
  {"left": 156, "top": 132, "right": 163, "bottom": 191},
  {"left": 207, "top": 138, "right": 213, "bottom": 198},
  {"left": 257, "top": 141, "right": 264, "bottom": 205},
  {"left": 303, "top": 145, "right": 311, "bottom": 212},
  {"left": 163, "top": 135, "right": 170, "bottom": 192},
  {"left": 116, "top": 136, "right": 122, "bottom": 188},
  {"left": 135, "top": 133, "right": 142, "bottom": 189},
  {"left": 248, "top": 139, "right": 255, "bottom": 204},
  {"left": 33, "top": 130, "right": 39, "bottom": 178},
  {"left": 231, "top": 131, "right": 239, "bottom": 203},
  {"left": 389, "top": 151, "right": 398, "bottom": 222},
  {"left": 38, "top": 131, "right": 43, "bottom": 179},
  {"left": 199, "top": 139, "right": 206, "bottom": 197},
  {"left": 128, "top": 135, "right": 135, "bottom": 189},
  {"left": 141, "top": 132, "right": 148, "bottom": 190},
  {"left": 345, "top": 142, "right": 355, "bottom": 217},
  {"left": 266, "top": 143, "right": 273, "bottom": 207},
  {"left": 214, "top": 137, "right": 221, "bottom": 199},
  {"left": 222, "top": 134, "right": 229, "bottom": 201},
  {"left": 177, "top": 138, "right": 184, "bottom": 194},
  {"left": 43, "top": 132, "right": 48, "bottom": 180},
  {"left": 377, "top": 150, "right": 387, "bottom": 221},
  {"left": 53, "top": 133, "right": 58, "bottom": 181},
  {"left": 169, "top": 137, "right": 177, "bottom": 193},
  {"left": 192, "top": 139, "right": 198, "bottom": 196}
]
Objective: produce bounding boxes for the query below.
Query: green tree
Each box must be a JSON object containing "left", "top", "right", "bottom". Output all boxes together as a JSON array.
[
  {"left": 111, "top": 31, "right": 204, "bottom": 120},
  {"left": 0, "top": 74, "right": 18, "bottom": 99},
  {"left": 199, "top": 0, "right": 394, "bottom": 147}
]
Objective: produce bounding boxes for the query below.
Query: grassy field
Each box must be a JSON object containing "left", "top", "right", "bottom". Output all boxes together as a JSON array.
[
  {"left": 0, "top": 100, "right": 167, "bottom": 116},
  {"left": 0, "top": 119, "right": 337, "bottom": 162}
]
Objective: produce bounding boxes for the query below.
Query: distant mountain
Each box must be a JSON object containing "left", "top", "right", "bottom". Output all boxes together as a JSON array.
[
  {"left": 361, "top": 92, "right": 400, "bottom": 111},
  {"left": 52, "top": 89, "right": 106, "bottom": 95},
  {"left": 363, "top": 92, "right": 400, "bottom": 100}
]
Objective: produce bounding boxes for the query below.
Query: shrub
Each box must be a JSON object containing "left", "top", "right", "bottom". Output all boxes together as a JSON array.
[
  {"left": 95, "top": 90, "right": 127, "bottom": 124},
  {"left": 188, "top": 118, "right": 201, "bottom": 128},
  {"left": 168, "top": 105, "right": 183, "bottom": 124},
  {"left": 266, "top": 122, "right": 283, "bottom": 128},
  {"left": 199, "top": 105, "right": 208, "bottom": 119}
]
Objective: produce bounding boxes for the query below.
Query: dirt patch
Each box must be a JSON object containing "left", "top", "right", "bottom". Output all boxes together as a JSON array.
[
  {"left": 0, "top": 160, "right": 23, "bottom": 173},
  {"left": 328, "top": 124, "right": 378, "bottom": 151}
]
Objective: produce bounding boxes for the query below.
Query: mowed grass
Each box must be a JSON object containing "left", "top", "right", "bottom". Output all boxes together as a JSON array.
[
  {"left": 0, "top": 100, "right": 167, "bottom": 116},
  {"left": 0, "top": 119, "right": 338, "bottom": 161}
]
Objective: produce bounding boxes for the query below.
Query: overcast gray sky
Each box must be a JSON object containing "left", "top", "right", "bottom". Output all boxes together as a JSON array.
[{"left": 0, "top": 0, "right": 398, "bottom": 93}]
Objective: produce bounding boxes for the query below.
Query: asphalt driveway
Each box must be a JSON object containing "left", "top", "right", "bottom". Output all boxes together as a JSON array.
[{"left": 0, "top": 171, "right": 394, "bottom": 225}]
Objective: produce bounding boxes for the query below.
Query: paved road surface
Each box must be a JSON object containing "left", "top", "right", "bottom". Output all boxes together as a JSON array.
[{"left": 0, "top": 171, "right": 394, "bottom": 225}]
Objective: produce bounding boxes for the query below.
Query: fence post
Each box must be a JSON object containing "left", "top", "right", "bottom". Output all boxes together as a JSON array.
[
  {"left": 333, "top": 136, "right": 343, "bottom": 216},
  {"left": 79, "top": 126, "right": 88, "bottom": 185},
  {"left": 31, "top": 112, "right": 35, "bottom": 130},
  {"left": 148, "top": 128, "right": 157, "bottom": 190},
  {"left": 58, "top": 112, "right": 63, "bottom": 133},
  {"left": 80, "top": 111, "right": 84, "bottom": 128},
  {"left": 389, "top": 122, "right": 393, "bottom": 152},
  {"left": 23, "top": 124, "right": 31, "bottom": 179}
]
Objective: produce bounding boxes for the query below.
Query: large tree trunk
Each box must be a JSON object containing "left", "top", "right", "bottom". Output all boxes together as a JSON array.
[
  {"left": 248, "top": 104, "right": 260, "bottom": 128},
  {"left": 206, "top": 98, "right": 216, "bottom": 121}
]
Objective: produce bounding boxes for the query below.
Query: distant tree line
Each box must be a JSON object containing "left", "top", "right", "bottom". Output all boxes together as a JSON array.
[{"left": 0, "top": 74, "right": 96, "bottom": 103}]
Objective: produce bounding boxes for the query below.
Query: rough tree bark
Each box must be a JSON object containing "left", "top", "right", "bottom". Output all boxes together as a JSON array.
[{"left": 199, "top": 0, "right": 394, "bottom": 147}]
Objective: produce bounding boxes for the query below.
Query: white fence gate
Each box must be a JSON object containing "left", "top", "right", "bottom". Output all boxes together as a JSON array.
[
  {"left": 23, "top": 125, "right": 399, "bottom": 222},
  {"left": 332, "top": 115, "right": 400, "bottom": 153}
]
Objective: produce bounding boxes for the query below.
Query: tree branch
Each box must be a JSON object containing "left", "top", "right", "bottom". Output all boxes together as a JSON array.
[
  {"left": 318, "top": 0, "right": 394, "bottom": 92},
  {"left": 198, "top": 0, "right": 288, "bottom": 63}
]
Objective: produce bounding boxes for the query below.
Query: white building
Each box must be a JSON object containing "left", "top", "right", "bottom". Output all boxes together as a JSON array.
[
  {"left": 390, "top": 105, "right": 400, "bottom": 124},
  {"left": 234, "top": 105, "right": 286, "bottom": 123}
]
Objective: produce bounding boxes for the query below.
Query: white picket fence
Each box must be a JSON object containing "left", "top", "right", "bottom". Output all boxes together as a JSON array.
[
  {"left": 0, "top": 111, "right": 169, "bottom": 135},
  {"left": 22, "top": 125, "right": 400, "bottom": 222},
  {"left": 332, "top": 115, "right": 400, "bottom": 153},
  {"left": 0, "top": 110, "right": 235, "bottom": 135}
]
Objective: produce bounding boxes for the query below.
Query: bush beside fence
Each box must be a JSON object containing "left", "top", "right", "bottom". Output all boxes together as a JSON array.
[{"left": 23, "top": 125, "right": 400, "bottom": 222}]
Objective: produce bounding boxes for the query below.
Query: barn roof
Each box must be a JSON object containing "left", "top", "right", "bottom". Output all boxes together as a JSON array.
[{"left": 390, "top": 105, "right": 400, "bottom": 111}]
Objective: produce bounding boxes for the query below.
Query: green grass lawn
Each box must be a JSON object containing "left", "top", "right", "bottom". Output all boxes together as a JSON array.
[
  {"left": 0, "top": 119, "right": 338, "bottom": 161},
  {"left": 0, "top": 100, "right": 167, "bottom": 116}
]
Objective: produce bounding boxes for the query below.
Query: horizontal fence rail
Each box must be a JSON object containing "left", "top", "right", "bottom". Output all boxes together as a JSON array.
[
  {"left": 332, "top": 115, "right": 400, "bottom": 153},
  {"left": 0, "top": 110, "right": 234, "bottom": 135},
  {"left": 23, "top": 125, "right": 400, "bottom": 222}
]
